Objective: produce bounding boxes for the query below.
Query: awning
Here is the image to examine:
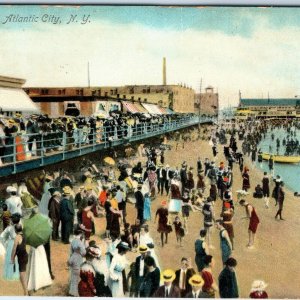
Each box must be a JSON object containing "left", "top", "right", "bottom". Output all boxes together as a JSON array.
[
  {"left": 159, "top": 107, "right": 169, "bottom": 114},
  {"left": 141, "top": 103, "right": 163, "bottom": 115},
  {"left": 133, "top": 103, "right": 148, "bottom": 113},
  {"left": 122, "top": 101, "right": 139, "bottom": 113},
  {"left": 0, "top": 87, "right": 39, "bottom": 112}
]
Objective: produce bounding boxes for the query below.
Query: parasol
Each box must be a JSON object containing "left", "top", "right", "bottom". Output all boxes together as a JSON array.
[
  {"left": 103, "top": 157, "right": 115, "bottom": 166},
  {"left": 23, "top": 212, "right": 52, "bottom": 248}
]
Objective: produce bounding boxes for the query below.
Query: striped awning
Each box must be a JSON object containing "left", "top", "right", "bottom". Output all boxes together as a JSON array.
[
  {"left": 158, "top": 107, "right": 169, "bottom": 114},
  {"left": 133, "top": 103, "right": 148, "bottom": 113},
  {"left": 122, "top": 101, "right": 139, "bottom": 113},
  {"left": 141, "top": 103, "right": 163, "bottom": 115}
]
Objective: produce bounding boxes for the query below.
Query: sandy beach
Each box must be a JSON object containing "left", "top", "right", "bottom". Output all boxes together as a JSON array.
[{"left": 1, "top": 127, "right": 299, "bottom": 298}]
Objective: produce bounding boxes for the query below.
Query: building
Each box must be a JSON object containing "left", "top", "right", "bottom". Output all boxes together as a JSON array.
[
  {"left": 0, "top": 75, "right": 39, "bottom": 116},
  {"left": 194, "top": 86, "right": 219, "bottom": 116},
  {"left": 24, "top": 84, "right": 195, "bottom": 117},
  {"left": 236, "top": 97, "right": 300, "bottom": 119}
]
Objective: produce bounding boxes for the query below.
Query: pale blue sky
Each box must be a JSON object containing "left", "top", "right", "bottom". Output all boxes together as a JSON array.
[{"left": 1, "top": 6, "right": 300, "bottom": 107}]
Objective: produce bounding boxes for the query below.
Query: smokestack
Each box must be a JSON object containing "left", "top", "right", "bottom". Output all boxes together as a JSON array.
[{"left": 163, "top": 57, "right": 166, "bottom": 85}]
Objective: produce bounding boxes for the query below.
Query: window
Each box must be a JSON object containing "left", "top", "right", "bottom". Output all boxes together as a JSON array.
[
  {"left": 41, "top": 89, "right": 49, "bottom": 95},
  {"left": 98, "top": 103, "right": 105, "bottom": 111},
  {"left": 104, "top": 92, "right": 108, "bottom": 97}
]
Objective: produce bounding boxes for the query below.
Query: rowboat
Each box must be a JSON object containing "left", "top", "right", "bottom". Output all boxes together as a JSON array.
[{"left": 262, "top": 153, "right": 300, "bottom": 163}]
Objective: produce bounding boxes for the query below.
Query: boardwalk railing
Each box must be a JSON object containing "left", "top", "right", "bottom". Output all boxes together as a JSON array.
[{"left": 0, "top": 115, "right": 214, "bottom": 177}]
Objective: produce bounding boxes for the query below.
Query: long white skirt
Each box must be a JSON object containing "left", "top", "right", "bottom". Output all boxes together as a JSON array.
[{"left": 27, "top": 246, "right": 52, "bottom": 291}]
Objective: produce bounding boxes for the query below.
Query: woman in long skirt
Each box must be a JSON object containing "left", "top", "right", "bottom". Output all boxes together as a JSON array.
[{"left": 0, "top": 214, "right": 21, "bottom": 281}]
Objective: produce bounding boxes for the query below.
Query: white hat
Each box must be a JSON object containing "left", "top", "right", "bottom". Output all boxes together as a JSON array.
[
  {"left": 6, "top": 186, "right": 17, "bottom": 193},
  {"left": 251, "top": 280, "right": 268, "bottom": 292}
]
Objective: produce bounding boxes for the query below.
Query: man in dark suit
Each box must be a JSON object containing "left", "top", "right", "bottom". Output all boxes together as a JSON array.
[
  {"left": 156, "top": 164, "right": 166, "bottom": 195},
  {"left": 185, "top": 274, "right": 207, "bottom": 298},
  {"left": 174, "top": 257, "right": 196, "bottom": 297},
  {"left": 180, "top": 163, "right": 188, "bottom": 194},
  {"left": 134, "top": 245, "right": 150, "bottom": 297},
  {"left": 165, "top": 164, "right": 172, "bottom": 196},
  {"left": 59, "top": 186, "right": 74, "bottom": 244},
  {"left": 135, "top": 185, "right": 144, "bottom": 224},
  {"left": 154, "top": 269, "right": 181, "bottom": 298}
]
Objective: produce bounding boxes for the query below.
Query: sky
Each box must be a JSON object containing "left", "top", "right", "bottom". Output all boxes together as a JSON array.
[{"left": 1, "top": 6, "right": 300, "bottom": 108}]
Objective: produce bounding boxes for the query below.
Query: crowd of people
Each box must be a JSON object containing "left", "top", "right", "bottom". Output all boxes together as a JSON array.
[
  {"left": 0, "top": 112, "right": 196, "bottom": 165},
  {"left": 0, "top": 117, "right": 287, "bottom": 298}
]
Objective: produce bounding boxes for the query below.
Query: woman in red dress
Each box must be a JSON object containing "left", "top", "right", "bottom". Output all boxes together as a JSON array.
[
  {"left": 81, "top": 199, "right": 95, "bottom": 244},
  {"left": 201, "top": 255, "right": 218, "bottom": 298},
  {"left": 239, "top": 199, "right": 260, "bottom": 248},
  {"left": 155, "top": 200, "right": 170, "bottom": 247},
  {"left": 78, "top": 248, "right": 97, "bottom": 297},
  {"left": 249, "top": 280, "right": 268, "bottom": 298}
]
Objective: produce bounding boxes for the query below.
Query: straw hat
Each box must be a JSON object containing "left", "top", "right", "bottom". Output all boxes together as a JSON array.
[
  {"left": 251, "top": 280, "right": 268, "bottom": 292},
  {"left": 63, "top": 186, "right": 72, "bottom": 195},
  {"left": 189, "top": 274, "right": 204, "bottom": 287},
  {"left": 138, "top": 245, "right": 148, "bottom": 254},
  {"left": 85, "top": 185, "right": 93, "bottom": 191},
  {"left": 161, "top": 269, "right": 176, "bottom": 282}
]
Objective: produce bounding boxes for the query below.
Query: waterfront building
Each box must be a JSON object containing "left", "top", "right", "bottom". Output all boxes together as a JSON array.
[{"left": 194, "top": 86, "right": 219, "bottom": 117}]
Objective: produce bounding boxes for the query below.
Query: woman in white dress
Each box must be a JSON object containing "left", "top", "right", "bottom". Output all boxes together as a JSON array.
[
  {"left": 27, "top": 244, "right": 53, "bottom": 292},
  {"left": 0, "top": 213, "right": 21, "bottom": 280},
  {"left": 38, "top": 175, "right": 53, "bottom": 216},
  {"left": 108, "top": 241, "right": 130, "bottom": 297},
  {"left": 139, "top": 225, "right": 160, "bottom": 270}
]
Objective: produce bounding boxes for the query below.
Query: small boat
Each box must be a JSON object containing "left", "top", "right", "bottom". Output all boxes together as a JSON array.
[{"left": 262, "top": 153, "right": 300, "bottom": 163}]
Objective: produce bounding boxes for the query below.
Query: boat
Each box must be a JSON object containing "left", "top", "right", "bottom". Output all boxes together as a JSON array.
[{"left": 262, "top": 153, "right": 300, "bottom": 163}]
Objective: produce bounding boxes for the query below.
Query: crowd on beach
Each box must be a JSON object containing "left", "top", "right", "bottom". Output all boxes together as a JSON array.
[
  {"left": 0, "top": 111, "right": 195, "bottom": 165},
  {"left": 1, "top": 117, "right": 293, "bottom": 298}
]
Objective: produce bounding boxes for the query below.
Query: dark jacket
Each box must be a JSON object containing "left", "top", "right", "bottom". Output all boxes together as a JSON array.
[
  {"left": 174, "top": 268, "right": 196, "bottom": 296},
  {"left": 135, "top": 190, "right": 144, "bottom": 210},
  {"left": 153, "top": 284, "right": 181, "bottom": 298},
  {"left": 48, "top": 196, "right": 60, "bottom": 220},
  {"left": 60, "top": 197, "right": 74, "bottom": 221},
  {"left": 156, "top": 168, "right": 167, "bottom": 180},
  {"left": 218, "top": 267, "right": 239, "bottom": 298}
]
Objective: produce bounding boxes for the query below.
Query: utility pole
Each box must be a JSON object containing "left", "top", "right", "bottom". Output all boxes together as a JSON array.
[
  {"left": 199, "top": 78, "right": 202, "bottom": 125},
  {"left": 87, "top": 61, "right": 90, "bottom": 88}
]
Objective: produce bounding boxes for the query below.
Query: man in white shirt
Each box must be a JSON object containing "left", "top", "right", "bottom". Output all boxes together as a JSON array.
[
  {"left": 5, "top": 186, "right": 23, "bottom": 216},
  {"left": 174, "top": 257, "right": 196, "bottom": 297},
  {"left": 134, "top": 245, "right": 150, "bottom": 297}
]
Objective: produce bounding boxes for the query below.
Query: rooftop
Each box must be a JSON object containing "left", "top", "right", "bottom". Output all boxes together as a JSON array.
[{"left": 240, "top": 98, "right": 300, "bottom": 106}]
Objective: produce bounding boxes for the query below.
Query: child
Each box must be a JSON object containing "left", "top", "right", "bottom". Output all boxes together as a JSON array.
[
  {"left": 1, "top": 204, "right": 11, "bottom": 230},
  {"left": 173, "top": 216, "right": 185, "bottom": 247}
]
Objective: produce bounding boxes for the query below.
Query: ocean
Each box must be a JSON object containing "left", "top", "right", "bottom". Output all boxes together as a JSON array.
[{"left": 255, "top": 126, "right": 300, "bottom": 192}]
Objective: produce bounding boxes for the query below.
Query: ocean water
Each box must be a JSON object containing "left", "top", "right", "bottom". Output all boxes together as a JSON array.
[{"left": 255, "top": 127, "right": 300, "bottom": 192}]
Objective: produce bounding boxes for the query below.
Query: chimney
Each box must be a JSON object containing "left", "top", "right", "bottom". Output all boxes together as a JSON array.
[{"left": 163, "top": 57, "right": 166, "bottom": 85}]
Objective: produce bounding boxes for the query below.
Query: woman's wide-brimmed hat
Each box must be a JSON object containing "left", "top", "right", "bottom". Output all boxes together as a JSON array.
[
  {"left": 161, "top": 269, "right": 176, "bottom": 282},
  {"left": 251, "top": 280, "right": 268, "bottom": 292},
  {"left": 189, "top": 274, "right": 204, "bottom": 287},
  {"left": 117, "top": 241, "right": 130, "bottom": 251}
]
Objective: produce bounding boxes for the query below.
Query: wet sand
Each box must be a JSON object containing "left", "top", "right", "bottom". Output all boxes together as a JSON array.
[{"left": 1, "top": 129, "right": 300, "bottom": 298}]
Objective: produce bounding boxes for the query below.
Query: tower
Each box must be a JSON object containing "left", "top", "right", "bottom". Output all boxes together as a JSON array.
[{"left": 163, "top": 57, "right": 166, "bottom": 85}]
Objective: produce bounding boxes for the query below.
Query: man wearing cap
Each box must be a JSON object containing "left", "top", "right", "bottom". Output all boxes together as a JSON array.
[
  {"left": 134, "top": 245, "right": 150, "bottom": 297},
  {"left": 60, "top": 186, "right": 75, "bottom": 244},
  {"left": 153, "top": 269, "right": 181, "bottom": 297},
  {"left": 5, "top": 186, "right": 23, "bottom": 216},
  {"left": 186, "top": 274, "right": 207, "bottom": 298},
  {"left": 156, "top": 164, "right": 166, "bottom": 196},
  {"left": 174, "top": 257, "right": 196, "bottom": 297},
  {"left": 48, "top": 191, "right": 61, "bottom": 241}
]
